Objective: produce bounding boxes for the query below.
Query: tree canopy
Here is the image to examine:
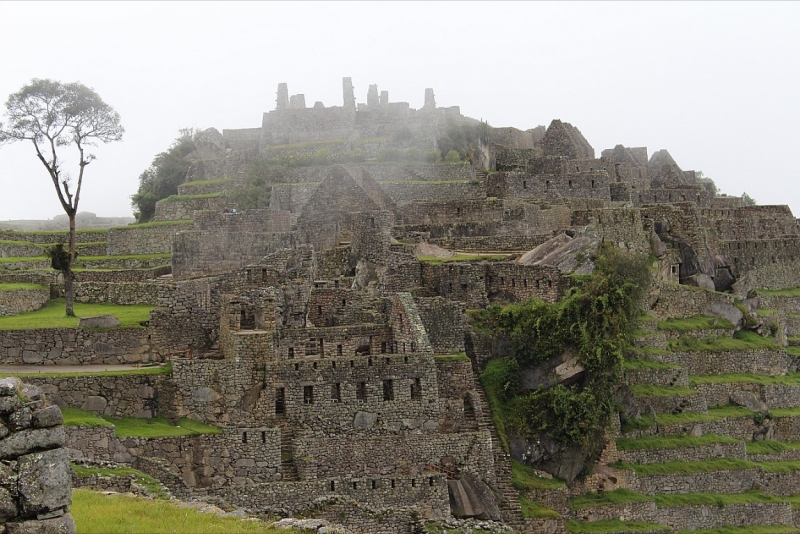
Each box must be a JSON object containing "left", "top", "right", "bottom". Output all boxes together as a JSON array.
[{"left": 0, "top": 79, "right": 123, "bottom": 315}]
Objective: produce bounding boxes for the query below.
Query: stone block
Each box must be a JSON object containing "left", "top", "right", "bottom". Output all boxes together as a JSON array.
[
  {"left": 5, "top": 513, "right": 75, "bottom": 534},
  {"left": 78, "top": 315, "right": 120, "bottom": 329},
  {"left": 0, "top": 427, "right": 65, "bottom": 460},
  {"left": 17, "top": 448, "right": 72, "bottom": 516},
  {"left": 0, "top": 378, "right": 20, "bottom": 397},
  {"left": 21, "top": 351, "right": 43, "bottom": 365},
  {"left": 0, "top": 487, "right": 17, "bottom": 522},
  {"left": 81, "top": 396, "right": 107, "bottom": 413},
  {"left": 32, "top": 407, "right": 63, "bottom": 429}
]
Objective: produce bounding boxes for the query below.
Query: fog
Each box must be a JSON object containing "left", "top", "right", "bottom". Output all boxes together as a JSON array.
[{"left": 1, "top": 1, "right": 798, "bottom": 220}]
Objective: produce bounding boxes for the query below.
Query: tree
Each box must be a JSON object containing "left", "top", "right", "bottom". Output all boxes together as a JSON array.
[
  {"left": 0, "top": 79, "right": 124, "bottom": 316},
  {"left": 742, "top": 192, "right": 757, "bottom": 206},
  {"left": 131, "top": 129, "right": 197, "bottom": 222}
]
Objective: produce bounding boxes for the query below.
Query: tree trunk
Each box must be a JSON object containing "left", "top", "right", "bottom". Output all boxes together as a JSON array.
[{"left": 65, "top": 213, "right": 77, "bottom": 317}]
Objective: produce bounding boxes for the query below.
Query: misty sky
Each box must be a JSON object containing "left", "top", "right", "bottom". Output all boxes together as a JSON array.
[{"left": 1, "top": 2, "right": 798, "bottom": 221}]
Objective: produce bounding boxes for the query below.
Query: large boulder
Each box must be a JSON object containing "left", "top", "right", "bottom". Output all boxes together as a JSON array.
[
  {"left": 448, "top": 474, "right": 502, "bottom": 521},
  {"left": 78, "top": 315, "right": 120, "bottom": 329},
  {"left": 520, "top": 351, "right": 585, "bottom": 391}
]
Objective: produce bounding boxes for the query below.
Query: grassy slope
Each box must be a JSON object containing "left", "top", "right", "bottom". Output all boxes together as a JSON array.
[{"left": 0, "top": 299, "right": 152, "bottom": 330}]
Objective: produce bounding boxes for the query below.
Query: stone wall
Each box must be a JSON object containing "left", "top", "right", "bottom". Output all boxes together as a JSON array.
[
  {"left": 659, "top": 349, "right": 791, "bottom": 376},
  {"left": 381, "top": 182, "right": 485, "bottom": 206},
  {"left": 0, "top": 287, "right": 50, "bottom": 316},
  {"left": 106, "top": 222, "right": 191, "bottom": 255},
  {"left": 72, "top": 282, "right": 159, "bottom": 305},
  {"left": 25, "top": 373, "right": 169, "bottom": 418},
  {"left": 0, "top": 377, "right": 76, "bottom": 534},
  {"left": 648, "top": 281, "right": 734, "bottom": 320},
  {"left": 415, "top": 297, "right": 466, "bottom": 354},
  {"left": 0, "top": 327, "right": 156, "bottom": 365},
  {"left": 428, "top": 235, "right": 553, "bottom": 252},
  {"left": 177, "top": 179, "right": 233, "bottom": 195},
  {"left": 0, "top": 230, "right": 107, "bottom": 245},
  {"left": 153, "top": 196, "right": 224, "bottom": 222},
  {"left": 0, "top": 242, "right": 43, "bottom": 258}
]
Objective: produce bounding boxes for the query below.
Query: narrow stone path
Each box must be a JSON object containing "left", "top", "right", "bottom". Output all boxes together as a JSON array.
[{"left": 0, "top": 363, "right": 168, "bottom": 374}]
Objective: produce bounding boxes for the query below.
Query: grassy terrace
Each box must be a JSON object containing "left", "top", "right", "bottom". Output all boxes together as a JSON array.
[
  {"left": 612, "top": 457, "right": 800, "bottom": 475},
  {"left": 72, "top": 490, "right": 292, "bottom": 534},
  {"left": 630, "top": 384, "right": 697, "bottom": 397},
  {"left": 621, "top": 405, "right": 754, "bottom": 432},
  {"left": 71, "top": 466, "right": 167, "bottom": 498},
  {"left": 570, "top": 488, "right": 800, "bottom": 510},
  {"left": 63, "top": 408, "right": 221, "bottom": 437},
  {"left": 0, "top": 299, "right": 152, "bottom": 330},
  {"left": 0, "top": 283, "right": 47, "bottom": 291},
  {"left": 511, "top": 459, "right": 566, "bottom": 490},
  {"left": 757, "top": 287, "right": 800, "bottom": 297},
  {"left": 658, "top": 315, "right": 734, "bottom": 331},
  {"left": 566, "top": 520, "right": 670, "bottom": 533},
  {"left": 5, "top": 364, "right": 171, "bottom": 379},
  {"left": 623, "top": 358, "right": 679, "bottom": 370},
  {"left": 111, "top": 220, "right": 192, "bottom": 229},
  {"left": 616, "top": 434, "right": 739, "bottom": 451},
  {"left": 433, "top": 352, "right": 470, "bottom": 362},
  {"left": 0, "top": 256, "right": 47, "bottom": 264},
  {"left": 691, "top": 373, "right": 800, "bottom": 386},
  {"left": 160, "top": 192, "right": 224, "bottom": 202},
  {"left": 669, "top": 330, "right": 779, "bottom": 352},
  {"left": 747, "top": 441, "right": 800, "bottom": 455},
  {"left": 180, "top": 178, "right": 232, "bottom": 187},
  {"left": 520, "top": 496, "right": 560, "bottom": 519},
  {"left": 0, "top": 228, "right": 108, "bottom": 235},
  {"left": 417, "top": 253, "right": 509, "bottom": 264}
]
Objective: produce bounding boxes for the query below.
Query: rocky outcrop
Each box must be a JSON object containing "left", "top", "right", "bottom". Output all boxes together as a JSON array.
[{"left": 0, "top": 377, "right": 75, "bottom": 534}]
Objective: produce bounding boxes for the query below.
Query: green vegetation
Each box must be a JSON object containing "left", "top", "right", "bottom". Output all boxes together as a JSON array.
[
  {"left": 433, "top": 353, "right": 470, "bottom": 362},
  {"left": 105, "top": 416, "right": 221, "bottom": 438},
  {"left": 678, "top": 528, "right": 799, "bottom": 534},
  {"left": 0, "top": 299, "right": 152, "bottom": 330},
  {"left": 0, "top": 239, "right": 36, "bottom": 245},
  {"left": 78, "top": 253, "right": 171, "bottom": 262},
  {"left": 615, "top": 434, "right": 738, "bottom": 451},
  {"left": 757, "top": 287, "right": 800, "bottom": 297},
  {"left": 160, "top": 192, "right": 224, "bottom": 202},
  {"left": 569, "top": 489, "right": 653, "bottom": 510},
  {"left": 0, "top": 283, "right": 47, "bottom": 291},
  {"left": 621, "top": 405, "right": 754, "bottom": 433},
  {"left": 611, "top": 458, "right": 755, "bottom": 476},
  {"left": 510, "top": 459, "right": 565, "bottom": 490},
  {"left": 478, "top": 245, "right": 651, "bottom": 453},
  {"left": 623, "top": 358, "right": 678, "bottom": 370},
  {"left": 71, "top": 489, "right": 290, "bottom": 533},
  {"left": 669, "top": 330, "right": 778, "bottom": 352},
  {"left": 520, "top": 496, "right": 560, "bottom": 518},
  {"left": 0, "top": 228, "right": 107, "bottom": 236},
  {"left": 131, "top": 129, "right": 198, "bottom": 223},
  {"left": 435, "top": 119, "right": 492, "bottom": 164},
  {"left": 657, "top": 315, "right": 734, "bottom": 331},
  {"left": 62, "top": 408, "right": 113, "bottom": 428},
  {"left": 479, "top": 358, "right": 513, "bottom": 452},
  {"left": 71, "top": 465, "right": 168, "bottom": 498},
  {"left": 0, "top": 256, "right": 47, "bottom": 264},
  {"left": 771, "top": 407, "right": 800, "bottom": 418},
  {"left": 114, "top": 219, "right": 192, "bottom": 230},
  {"left": 180, "top": 178, "right": 232, "bottom": 187},
  {"left": 746, "top": 441, "right": 800, "bottom": 455},
  {"left": 630, "top": 384, "right": 698, "bottom": 397},
  {"left": 416, "top": 253, "right": 508, "bottom": 264},
  {"left": 690, "top": 373, "right": 800, "bottom": 386},
  {"left": 566, "top": 520, "right": 670, "bottom": 533},
  {"left": 5, "top": 363, "right": 171, "bottom": 379}
]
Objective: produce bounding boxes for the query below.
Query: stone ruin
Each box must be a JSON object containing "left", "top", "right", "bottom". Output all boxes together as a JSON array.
[
  {"left": 0, "top": 378, "right": 74, "bottom": 534},
  {"left": 1, "top": 77, "right": 800, "bottom": 532}
]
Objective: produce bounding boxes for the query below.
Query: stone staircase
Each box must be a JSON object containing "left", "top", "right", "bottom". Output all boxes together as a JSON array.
[
  {"left": 278, "top": 422, "right": 299, "bottom": 482},
  {"left": 133, "top": 456, "right": 193, "bottom": 500}
]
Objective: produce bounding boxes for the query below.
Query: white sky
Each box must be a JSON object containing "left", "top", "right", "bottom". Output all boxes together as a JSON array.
[{"left": 0, "top": 1, "right": 798, "bottom": 221}]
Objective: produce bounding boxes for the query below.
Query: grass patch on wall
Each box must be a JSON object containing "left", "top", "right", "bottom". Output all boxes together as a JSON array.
[
  {"left": 417, "top": 253, "right": 508, "bottom": 264},
  {"left": 160, "top": 192, "right": 224, "bottom": 202},
  {"left": 657, "top": 315, "right": 734, "bottom": 332},
  {"left": 565, "top": 519, "right": 671, "bottom": 533},
  {"left": 569, "top": 489, "right": 653, "bottom": 510},
  {"left": 0, "top": 283, "right": 48, "bottom": 291},
  {"left": 78, "top": 253, "right": 171, "bottom": 262},
  {"left": 520, "top": 496, "right": 560, "bottom": 518},
  {"left": 4, "top": 363, "right": 172, "bottom": 379},
  {"left": 180, "top": 179, "right": 232, "bottom": 187},
  {"left": 71, "top": 466, "right": 168, "bottom": 499},
  {"left": 615, "top": 434, "right": 739, "bottom": 452},
  {"left": 758, "top": 287, "right": 800, "bottom": 297},
  {"left": 676, "top": 527, "right": 800, "bottom": 534},
  {"left": 62, "top": 408, "right": 114, "bottom": 428},
  {"left": 104, "top": 416, "right": 221, "bottom": 438},
  {"left": 433, "top": 353, "right": 470, "bottom": 362},
  {"left": 71, "top": 489, "right": 289, "bottom": 533},
  {"left": 0, "top": 256, "right": 47, "bottom": 264},
  {"left": 510, "top": 459, "right": 565, "bottom": 490},
  {"left": 669, "top": 330, "right": 779, "bottom": 352},
  {"left": 623, "top": 358, "right": 679, "bottom": 370},
  {"left": 746, "top": 441, "right": 800, "bottom": 455},
  {"left": 610, "top": 458, "right": 756, "bottom": 476},
  {"left": 690, "top": 373, "right": 800, "bottom": 386},
  {"left": 630, "top": 385, "right": 697, "bottom": 397},
  {"left": 114, "top": 220, "right": 192, "bottom": 230},
  {"left": 621, "top": 405, "right": 754, "bottom": 433},
  {"left": 0, "top": 299, "right": 152, "bottom": 330}
]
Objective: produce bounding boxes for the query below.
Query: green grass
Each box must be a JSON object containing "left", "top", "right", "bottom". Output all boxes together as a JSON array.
[
  {"left": 104, "top": 416, "right": 221, "bottom": 438},
  {"left": 479, "top": 358, "right": 513, "bottom": 453},
  {"left": 0, "top": 299, "right": 152, "bottom": 330},
  {"left": 658, "top": 315, "right": 734, "bottom": 331},
  {"left": 669, "top": 330, "right": 779, "bottom": 352},
  {"left": 677, "top": 528, "right": 799, "bottom": 534},
  {"left": 0, "top": 256, "right": 47, "bottom": 264},
  {"left": 160, "top": 192, "right": 224, "bottom": 202},
  {"left": 180, "top": 179, "right": 232, "bottom": 187},
  {"left": 771, "top": 407, "right": 800, "bottom": 418},
  {"left": 746, "top": 441, "right": 800, "bottom": 455},
  {"left": 569, "top": 489, "right": 653, "bottom": 510},
  {"left": 71, "top": 465, "right": 168, "bottom": 498},
  {"left": 62, "top": 408, "right": 114, "bottom": 428},
  {"left": 787, "top": 346, "right": 800, "bottom": 357},
  {"left": 630, "top": 384, "right": 698, "bottom": 397},
  {"left": 691, "top": 373, "right": 800, "bottom": 386},
  {"left": 758, "top": 287, "right": 800, "bottom": 297},
  {"left": 78, "top": 253, "right": 171, "bottom": 261},
  {"left": 623, "top": 405, "right": 754, "bottom": 432},
  {"left": 0, "top": 282, "right": 48, "bottom": 291},
  {"left": 611, "top": 458, "right": 756, "bottom": 476},
  {"left": 417, "top": 253, "right": 509, "bottom": 264},
  {"left": 0, "top": 239, "right": 36, "bottom": 245},
  {"left": 566, "top": 520, "right": 670, "bottom": 533},
  {"left": 4, "top": 363, "right": 172, "bottom": 378},
  {"left": 520, "top": 496, "right": 560, "bottom": 518},
  {"left": 1, "top": 228, "right": 108, "bottom": 235},
  {"left": 434, "top": 352, "right": 470, "bottom": 362},
  {"left": 511, "top": 459, "right": 565, "bottom": 490},
  {"left": 653, "top": 491, "right": 782, "bottom": 507},
  {"left": 113, "top": 220, "right": 192, "bottom": 230},
  {"left": 71, "top": 489, "right": 289, "bottom": 533},
  {"left": 615, "top": 434, "right": 739, "bottom": 451},
  {"left": 624, "top": 358, "right": 679, "bottom": 370}
]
